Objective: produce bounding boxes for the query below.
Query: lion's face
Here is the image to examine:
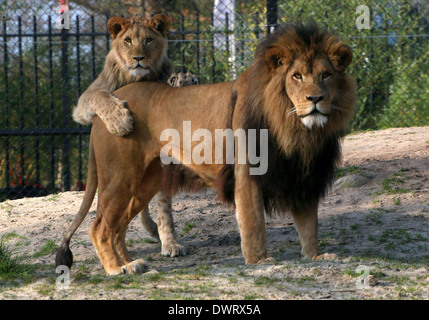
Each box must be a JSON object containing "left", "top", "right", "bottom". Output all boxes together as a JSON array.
[
  {"left": 262, "top": 25, "right": 354, "bottom": 131},
  {"left": 107, "top": 15, "right": 170, "bottom": 78},
  {"left": 285, "top": 58, "right": 338, "bottom": 129}
]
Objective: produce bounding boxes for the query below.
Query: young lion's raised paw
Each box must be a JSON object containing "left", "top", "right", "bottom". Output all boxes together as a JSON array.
[
  {"left": 168, "top": 72, "right": 198, "bottom": 88},
  {"left": 99, "top": 97, "right": 134, "bottom": 136}
]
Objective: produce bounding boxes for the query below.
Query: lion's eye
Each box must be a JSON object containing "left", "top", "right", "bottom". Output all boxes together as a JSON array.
[
  {"left": 293, "top": 73, "right": 302, "bottom": 80},
  {"left": 124, "top": 37, "right": 132, "bottom": 44},
  {"left": 322, "top": 72, "right": 331, "bottom": 79},
  {"left": 146, "top": 38, "right": 154, "bottom": 44}
]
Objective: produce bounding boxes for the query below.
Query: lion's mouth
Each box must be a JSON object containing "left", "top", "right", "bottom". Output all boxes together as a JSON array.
[
  {"left": 133, "top": 65, "right": 150, "bottom": 70},
  {"left": 299, "top": 108, "right": 329, "bottom": 129},
  {"left": 299, "top": 108, "right": 330, "bottom": 118}
]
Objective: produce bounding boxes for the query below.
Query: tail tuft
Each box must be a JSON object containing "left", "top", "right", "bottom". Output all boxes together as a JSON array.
[{"left": 55, "top": 242, "right": 73, "bottom": 269}]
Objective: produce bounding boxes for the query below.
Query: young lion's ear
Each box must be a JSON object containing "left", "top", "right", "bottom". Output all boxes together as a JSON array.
[
  {"left": 328, "top": 43, "right": 353, "bottom": 72},
  {"left": 107, "top": 17, "right": 128, "bottom": 39},
  {"left": 148, "top": 14, "right": 171, "bottom": 37},
  {"left": 265, "top": 47, "right": 290, "bottom": 70}
]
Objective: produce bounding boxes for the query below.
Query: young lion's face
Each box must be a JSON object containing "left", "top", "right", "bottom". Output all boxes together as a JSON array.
[{"left": 108, "top": 15, "right": 170, "bottom": 78}]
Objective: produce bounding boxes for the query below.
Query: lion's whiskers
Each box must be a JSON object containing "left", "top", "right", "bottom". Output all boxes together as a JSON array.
[
  {"left": 330, "top": 104, "right": 342, "bottom": 112},
  {"left": 288, "top": 107, "right": 297, "bottom": 117}
]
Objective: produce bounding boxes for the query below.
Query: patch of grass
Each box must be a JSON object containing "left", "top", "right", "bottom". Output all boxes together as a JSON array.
[
  {"left": 125, "top": 237, "right": 157, "bottom": 247},
  {"left": 295, "top": 276, "right": 316, "bottom": 285},
  {"left": 379, "top": 172, "right": 409, "bottom": 195},
  {"left": 368, "top": 235, "right": 376, "bottom": 241},
  {"left": 0, "top": 202, "right": 14, "bottom": 214},
  {"left": 365, "top": 210, "right": 383, "bottom": 224},
  {"left": 1, "top": 232, "right": 28, "bottom": 247},
  {"left": 45, "top": 194, "right": 60, "bottom": 201},
  {"left": 143, "top": 272, "right": 166, "bottom": 282},
  {"left": 379, "top": 228, "right": 426, "bottom": 246},
  {"left": 254, "top": 276, "right": 280, "bottom": 286},
  {"left": 181, "top": 222, "right": 196, "bottom": 236},
  {"left": 36, "top": 283, "right": 55, "bottom": 296},
  {"left": 2, "top": 232, "right": 20, "bottom": 242},
  {"left": 33, "top": 240, "right": 59, "bottom": 258},
  {"left": 0, "top": 239, "right": 35, "bottom": 281},
  {"left": 350, "top": 223, "right": 359, "bottom": 230},
  {"left": 393, "top": 197, "right": 401, "bottom": 206},
  {"left": 244, "top": 293, "right": 260, "bottom": 300},
  {"left": 335, "top": 166, "right": 363, "bottom": 179}
]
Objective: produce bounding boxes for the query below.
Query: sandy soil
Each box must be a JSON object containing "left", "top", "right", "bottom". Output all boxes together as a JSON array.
[{"left": 0, "top": 127, "right": 428, "bottom": 300}]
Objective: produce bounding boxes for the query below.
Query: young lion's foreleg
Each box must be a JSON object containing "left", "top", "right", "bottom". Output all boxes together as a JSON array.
[{"left": 73, "top": 88, "right": 133, "bottom": 137}]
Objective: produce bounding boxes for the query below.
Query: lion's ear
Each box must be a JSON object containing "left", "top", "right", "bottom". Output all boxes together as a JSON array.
[
  {"left": 329, "top": 44, "right": 353, "bottom": 72},
  {"left": 148, "top": 14, "right": 171, "bottom": 37},
  {"left": 265, "top": 47, "right": 290, "bottom": 70},
  {"left": 107, "top": 17, "right": 128, "bottom": 39}
]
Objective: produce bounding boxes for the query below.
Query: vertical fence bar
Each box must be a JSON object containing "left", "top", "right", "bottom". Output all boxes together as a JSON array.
[
  {"left": 18, "top": 16, "right": 25, "bottom": 187},
  {"left": 254, "top": 15, "right": 260, "bottom": 40},
  {"left": 91, "top": 15, "right": 96, "bottom": 80},
  {"left": 180, "top": 13, "right": 185, "bottom": 72},
  {"left": 48, "top": 16, "right": 55, "bottom": 191},
  {"left": 225, "top": 12, "right": 230, "bottom": 58},
  {"left": 195, "top": 12, "right": 200, "bottom": 79},
  {"left": 105, "top": 16, "right": 110, "bottom": 52},
  {"left": 61, "top": 20, "right": 71, "bottom": 191},
  {"left": 211, "top": 12, "right": 216, "bottom": 82},
  {"left": 3, "top": 19, "right": 10, "bottom": 191},
  {"left": 76, "top": 15, "right": 83, "bottom": 190},
  {"left": 33, "top": 16, "right": 40, "bottom": 189},
  {"left": 266, "top": 0, "right": 278, "bottom": 34},
  {"left": 240, "top": 17, "right": 244, "bottom": 71}
]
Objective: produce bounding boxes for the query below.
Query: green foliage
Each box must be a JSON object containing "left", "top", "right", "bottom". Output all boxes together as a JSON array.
[
  {"left": 276, "top": 0, "right": 428, "bottom": 131},
  {"left": 0, "top": 238, "right": 34, "bottom": 281},
  {"left": 33, "top": 240, "right": 59, "bottom": 258}
]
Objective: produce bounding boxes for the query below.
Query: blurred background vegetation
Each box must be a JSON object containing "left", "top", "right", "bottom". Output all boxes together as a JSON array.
[{"left": 0, "top": 0, "right": 428, "bottom": 199}]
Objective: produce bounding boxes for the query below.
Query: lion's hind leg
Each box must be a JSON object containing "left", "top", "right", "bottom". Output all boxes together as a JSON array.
[{"left": 90, "top": 191, "right": 151, "bottom": 275}]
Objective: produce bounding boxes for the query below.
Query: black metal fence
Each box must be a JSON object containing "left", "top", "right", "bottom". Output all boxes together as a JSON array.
[{"left": 0, "top": 0, "right": 428, "bottom": 201}]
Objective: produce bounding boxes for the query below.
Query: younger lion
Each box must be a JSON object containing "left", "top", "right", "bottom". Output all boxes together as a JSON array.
[
  {"left": 61, "top": 15, "right": 195, "bottom": 267},
  {"left": 72, "top": 14, "right": 173, "bottom": 136}
]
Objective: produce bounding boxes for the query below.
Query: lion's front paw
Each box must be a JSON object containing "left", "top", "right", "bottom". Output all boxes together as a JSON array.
[
  {"left": 161, "top": 242, "right": 187, "bottom": 257},
  {"left": 168, "top": 72, "right": 198, "bottom": 88},
  {"left": 100, "top": 98, "right": 134, "bottom": 136},
  {"left": 257, "top": 257, "right": 275, "bottom": 264},
  {"left": 119, "top": 259, "right": 148, "bottom": 275},
  {"left": 313, "top": 253, "right": 337, "bottom": 261}
]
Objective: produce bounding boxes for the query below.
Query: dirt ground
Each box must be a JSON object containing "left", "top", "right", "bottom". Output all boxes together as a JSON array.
[{"left": 0, "top": 127, "right": 428, "bottom": 300}]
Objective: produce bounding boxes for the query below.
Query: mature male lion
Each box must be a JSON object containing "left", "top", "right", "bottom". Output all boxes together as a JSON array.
[{"left": 58, "top": 22, "right": 356, "bottom": 275}]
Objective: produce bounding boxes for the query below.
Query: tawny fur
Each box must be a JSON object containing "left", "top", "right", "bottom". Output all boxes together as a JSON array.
[{"left": 59, "top": 22, "right": 357, "bottom": 275}]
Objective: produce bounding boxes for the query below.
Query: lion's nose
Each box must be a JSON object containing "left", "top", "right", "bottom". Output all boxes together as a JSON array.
[
  {"left": 306, "top": 96, "right": 324, "bottom": 104},
  {"left": 133, "top": 56, "right": 145, "bottom": 61}
]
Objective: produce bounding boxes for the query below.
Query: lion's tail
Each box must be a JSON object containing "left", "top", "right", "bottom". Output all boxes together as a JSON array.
[{"left": 55, "top": 135, "right": 97, "bottom": 269}]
